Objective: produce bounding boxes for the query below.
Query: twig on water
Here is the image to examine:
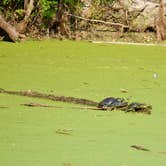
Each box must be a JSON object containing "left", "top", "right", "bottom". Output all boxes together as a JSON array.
[
  {"left": 21, "top": 102, "right": 103, "bottom": 111},
  {"left": 131, "top": 145, "right": 150, "bottom": 151}
]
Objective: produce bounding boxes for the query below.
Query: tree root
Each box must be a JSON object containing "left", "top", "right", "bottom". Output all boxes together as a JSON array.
[{"left": 0, "top": 15, "right": 25, "bottom": 42}]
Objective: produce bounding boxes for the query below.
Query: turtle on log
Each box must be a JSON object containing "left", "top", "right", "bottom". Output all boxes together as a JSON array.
[
  {"left": 98, "top": 97, "right": 151, "bottom": 114},
  {"left": 98, "top": 97, "right": 128, "bottom": 110},
  {"left": 0, "top": 88, "right": 152, "bottom": 114}
]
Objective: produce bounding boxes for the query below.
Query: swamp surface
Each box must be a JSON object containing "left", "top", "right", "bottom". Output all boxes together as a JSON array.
[{"left": 0, "top": 40, "right": 166, "bottom": 166}]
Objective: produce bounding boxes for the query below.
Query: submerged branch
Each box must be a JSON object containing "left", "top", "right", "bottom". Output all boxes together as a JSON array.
[
  {"left": 131, "top": 145, "right": 150, "bottom": 151},
  {"left": 21, "top": 102, "right": 103, "bottom": 110},
  {"left": 0, "top": 88, "right": 98, "bottom": 106}
]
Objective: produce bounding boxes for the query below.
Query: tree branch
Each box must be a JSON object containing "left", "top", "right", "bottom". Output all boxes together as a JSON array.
[
  {"left": 16, "top": 0, "right": 34, "bottom": 33},
  {"left": 66, "top": 13, "right": 129, "bottom": 29}
]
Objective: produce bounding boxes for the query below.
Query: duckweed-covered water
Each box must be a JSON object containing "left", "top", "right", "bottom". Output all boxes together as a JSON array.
[{"left": 0, "top": 40, "right": 166, "bottom": 166}]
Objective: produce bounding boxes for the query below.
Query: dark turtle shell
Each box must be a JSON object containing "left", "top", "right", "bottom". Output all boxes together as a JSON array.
[{"left": 98, "top": 97, "right": 128, "bottom": 110}]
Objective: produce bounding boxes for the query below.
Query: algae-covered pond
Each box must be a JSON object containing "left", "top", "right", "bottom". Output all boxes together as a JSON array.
[{"left": 0, "top": 40, "right": 166, "bottom": 166}]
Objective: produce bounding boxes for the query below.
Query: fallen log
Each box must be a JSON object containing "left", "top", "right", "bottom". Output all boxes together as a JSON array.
[
  {"left": 0, "top": 88, "right": 98, "bottom": 106},
  {"left": 0, "top": 88, "right": 152, "bottom": 114}
]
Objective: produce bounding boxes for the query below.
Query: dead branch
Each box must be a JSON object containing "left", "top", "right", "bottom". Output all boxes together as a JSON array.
[
  {"left": 21, "top": 102, "right": 103, "bottom": 110},
  {"left": 21, "top": 103, "right": 56, "bottom": 108},
  {"left": 55, "top": 129, "right": 72, "bottom": 135},
  {"left": 131, "top": 145, "right": 150, "bottom": 151},
  {"left": 0, "top": 88, "right": 98, "bottom": 106},
  {"left": 66, "top": 12, "right": 129, "bottom": 32}
]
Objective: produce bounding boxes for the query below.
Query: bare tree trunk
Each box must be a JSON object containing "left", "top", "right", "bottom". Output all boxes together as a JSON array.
[
  {"left": 156, "top": 0, "right": 166, "bottom": 40},
  {"left": 0, "top": 15, "right": 25, "bottom": 42},
  {"left": 0, "top": 0, "right": 35, "bottom": 42},
  {"left": 16, "top": 0, "right": 34, "bottom": 33},
  {"left": 55, "top": 0, "right": 69, "bottom": 36}
]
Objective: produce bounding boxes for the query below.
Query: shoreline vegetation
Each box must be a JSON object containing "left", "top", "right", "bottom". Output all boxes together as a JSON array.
[{"left": 0, "top": 0, "right": 166, "bottom": 43}]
